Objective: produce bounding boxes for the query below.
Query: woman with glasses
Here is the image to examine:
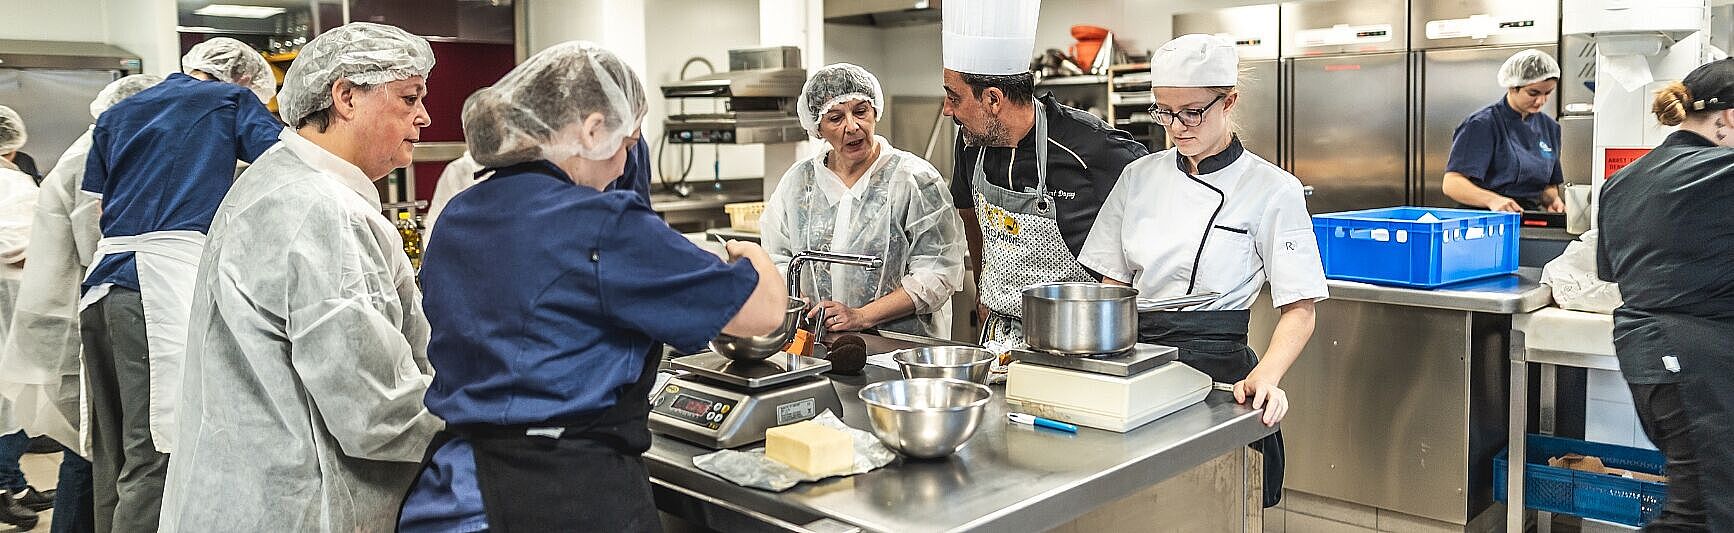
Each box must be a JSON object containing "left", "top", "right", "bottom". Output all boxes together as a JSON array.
[{"left": 1078, "top": 34, "right": 1327, "bottom": 508}]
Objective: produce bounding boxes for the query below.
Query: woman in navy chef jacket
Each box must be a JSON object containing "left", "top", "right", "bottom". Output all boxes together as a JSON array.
[
  {"left": 1078, "top": 34, "right": 1328, "bottom": 508},
  {"left": 1442, "top": 49, "right": 1567, "bottom": 213},
  {"left": 397, "top": 42, "right": 789, "bottom": 532},
  {"left": 1598, "top": 58, "right": 1734, "bottom": 532}
]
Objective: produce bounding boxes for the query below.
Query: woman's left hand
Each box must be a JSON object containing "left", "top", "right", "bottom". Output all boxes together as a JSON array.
[
  {"left": 814, "top": 300, "right": 874, "bottom": 331},
  {"left": 1233, "top": 376, "right": 1289, "bottom": 427}
]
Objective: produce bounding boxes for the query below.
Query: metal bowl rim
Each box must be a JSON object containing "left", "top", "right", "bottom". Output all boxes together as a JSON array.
[
  {"left": 888, "top": 346, "right": 997, "bottom": 368},
  {"left": 856, "top": 378, "right": 993, "bottom": 413}
]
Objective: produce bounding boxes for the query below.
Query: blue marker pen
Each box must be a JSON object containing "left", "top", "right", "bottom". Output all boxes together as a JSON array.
[{"left": 1008, "top": 412, "right": 1079, "bottom": 433}]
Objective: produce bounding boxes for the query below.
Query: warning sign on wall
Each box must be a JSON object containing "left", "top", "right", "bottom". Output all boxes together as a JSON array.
[{"left": 1604, "top": 148, "right": 1651, "bottom": 179}]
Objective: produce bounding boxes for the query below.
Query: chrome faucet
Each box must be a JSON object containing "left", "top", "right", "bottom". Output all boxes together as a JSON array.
[{"left": 786, "top": 250, "right": 883, "bottom": 305}]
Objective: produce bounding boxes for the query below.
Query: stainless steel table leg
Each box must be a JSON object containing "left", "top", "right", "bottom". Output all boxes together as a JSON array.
[{"left": 1509, "top": 358, "right": 1528, "bottom": 533}]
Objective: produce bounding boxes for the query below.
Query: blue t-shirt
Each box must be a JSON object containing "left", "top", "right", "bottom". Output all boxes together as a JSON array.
[
  {"left": 1444, "top": 98, "right": 1563, "bottom": 203},
  {"left": 81, "top": 73, "right": 283, "bottom": 292},
  {"left": 400, "top": 160, "right": 757, "bottom": 532}
]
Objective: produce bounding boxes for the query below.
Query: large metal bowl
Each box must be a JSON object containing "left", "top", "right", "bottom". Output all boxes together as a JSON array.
[
  {"left": 892, "top": 346, "right": 996, "bottom": 384},
  {"left": 858, "top": 378, "right": 993, "bottom": 458},
  {"left": 709, "top": 297, "right": 807, "bottom": 361}
]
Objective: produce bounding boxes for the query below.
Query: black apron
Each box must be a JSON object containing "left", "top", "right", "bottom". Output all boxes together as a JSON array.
[
  {"left": 1630, "top": 311, "right": 1734, "bottom": 529},
  {"left": 1138, "top": 309, "right": 1285, "bottom": 508},
  {"left": 408, "top": 346, "right": 664, "bottom": 533}
]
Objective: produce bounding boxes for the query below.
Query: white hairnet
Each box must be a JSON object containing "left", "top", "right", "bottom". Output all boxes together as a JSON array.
[
  {"left": 0, "top": 105, "right": 24, "bottom": 154},
  {"left": 462, "top": 41, "right": 647, "bottom": 166},
  {"left": 278, "top": 22, "right": 435, "bottom": 128},
  {"left": 797, "top": 63, "right": 885, "bottom": 138},
  {"left": 90, "top": 74, "right": 165, "bottom": 120},
  {"left": 1498, "top": 49, "right": 1561, "bottom": 88},
  {"left": 182, "top": 37, "right": 277, "bottom": 104},
  {"left": 760, "top": 139, "right": 966, "bottom": 338}
]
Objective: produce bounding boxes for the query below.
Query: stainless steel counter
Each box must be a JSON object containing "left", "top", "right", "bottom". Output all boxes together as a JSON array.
[
  {"left": 1322, "top": 267, "right": 1552, "bottom": 314},
  {"left": 647, "top": 333, "right": 1276, "bottom": 533}
]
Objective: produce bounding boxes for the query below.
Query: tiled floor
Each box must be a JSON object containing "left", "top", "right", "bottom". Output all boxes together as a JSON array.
[{"left": 5, "top": 452, "right": 61, "bottom": 533}]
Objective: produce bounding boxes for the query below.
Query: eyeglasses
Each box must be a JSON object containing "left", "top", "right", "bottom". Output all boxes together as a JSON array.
[{"left": 1148, "top": 94, "right": 1225, "bottom": 128}]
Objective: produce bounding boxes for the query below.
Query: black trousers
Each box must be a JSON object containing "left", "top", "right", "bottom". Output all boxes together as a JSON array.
[
  {"left": 1628, "top": 383, "right": 1706, "bottom": 532},
  {"left": 79, "top": 288, "right": 169, "bottom": 533}
]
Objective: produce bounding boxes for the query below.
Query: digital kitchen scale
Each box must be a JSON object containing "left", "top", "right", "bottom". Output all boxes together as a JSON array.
[
  {"left": 1005, "top": 344, "right": 1212, "bottom": 433},
  {"left": 649, "top": 351, "right": 843, "bottom": 449}
]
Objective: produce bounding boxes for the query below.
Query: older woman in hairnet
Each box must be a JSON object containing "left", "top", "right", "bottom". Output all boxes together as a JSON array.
[
  {"left": 1442, "top": 49, "right": 1566, "bottom": 213},
  {"left": 398, "top": 42, "right": 787, "bottom": 532},
  {"left": 155, "top": 23, "right": 441, "bottom": 532},
  {"left": 761, "top": 63, "right": 965, "bottom": 337},
  {"left": 0, "top": 74, "right": 160, "bottom": 533},
  {"left": 76, "top": 36, "right": 282, "bottom": 532}
]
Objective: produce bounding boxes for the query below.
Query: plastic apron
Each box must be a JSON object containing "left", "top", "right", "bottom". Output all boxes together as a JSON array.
[
  {"left": 79, "top": 230, "right": 205, "bottom": 453},
  {"left": 973, "top": 102, "right": 1095, "bottom": 347}
]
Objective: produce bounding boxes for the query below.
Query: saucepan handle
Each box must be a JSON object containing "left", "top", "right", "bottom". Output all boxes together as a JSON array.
[{"left": 1135, "top": 292, "right": 1221, "bottom": 312}]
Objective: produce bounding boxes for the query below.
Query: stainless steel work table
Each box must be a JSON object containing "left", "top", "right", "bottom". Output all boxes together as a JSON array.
[
  {"left": 647, "top": 333, "right": 1276, "bottom": 533},
  {"left": 1505, "top": 310, "right": 1615, "bottom": 531},
  {"left": 1249, "top": 268, "right": 1552, "bottom": 529}
]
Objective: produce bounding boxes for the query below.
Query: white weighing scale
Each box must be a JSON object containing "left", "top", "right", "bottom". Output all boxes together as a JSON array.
[
  {"left": 649, "top": 352, "right": 843, "bottom": 449},
  {"left": 1005, "top": 344, "right": 1211, "bottom": 432}
]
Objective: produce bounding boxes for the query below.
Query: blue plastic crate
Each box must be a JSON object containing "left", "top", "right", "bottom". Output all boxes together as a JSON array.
[
  {"left": 1494, "top": 434, "right": 1667, "bottom": 528},
  {"left": 1312, "top": 207, "right": 1519, "bottom": 288}
]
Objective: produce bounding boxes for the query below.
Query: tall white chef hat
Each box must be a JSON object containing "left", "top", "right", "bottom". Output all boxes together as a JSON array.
[
  {"left": 943, "top": 0, "right": 1041, "bottom": 75},
  {"left": 1150, "top": 34, "right": 1239, "bottom": 88}
]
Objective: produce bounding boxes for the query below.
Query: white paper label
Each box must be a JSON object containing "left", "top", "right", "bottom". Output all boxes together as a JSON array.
[{"left": 1425, "top": 14, "right": 1539, "bottom": 40}]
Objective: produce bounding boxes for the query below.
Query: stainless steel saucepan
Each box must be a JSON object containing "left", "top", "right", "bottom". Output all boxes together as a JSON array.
[{"left": 1020, "top": 282, "right": 1219, "bottom": 355}]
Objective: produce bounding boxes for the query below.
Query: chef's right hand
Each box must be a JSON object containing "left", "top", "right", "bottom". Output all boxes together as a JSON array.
[
  {"left": 724, "top": 240, "right": 766, "bottom": 262},
  {"left": 1484, "top": 196, "right": 1523, "bottom": 213}
]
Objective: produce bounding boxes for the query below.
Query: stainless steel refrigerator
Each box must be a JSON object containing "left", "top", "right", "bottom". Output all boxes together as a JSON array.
[
  {"left": 1280, "top": 0, "right": 1411, "bottom": 214},
  {"left": 1411, "top": 0, "right": 1560, "bottom": 207},
  {"left": 1173, "top": 4, "right": 1282, "bottom": 164}
]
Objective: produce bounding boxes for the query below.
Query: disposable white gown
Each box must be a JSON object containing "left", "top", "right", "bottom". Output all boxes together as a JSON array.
[
  {"left": 421, "top": 153, "right": 483, "bottom": 242},
  {"left": 760, "top": 136, "right": 966, "bottom": 337},
  {"left": 158, "top": 131, "right": 441, "bottom": 532},
  {"left": 0, "top": 165, "right": 38, "bottom": 437},
  {"left": 0, "top": 130, "right": 97, "bottom": 448}
]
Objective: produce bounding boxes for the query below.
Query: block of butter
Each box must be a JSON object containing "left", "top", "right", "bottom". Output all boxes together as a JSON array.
[{"left": 765, "top": 420, "right": 854, "bottom": 477}]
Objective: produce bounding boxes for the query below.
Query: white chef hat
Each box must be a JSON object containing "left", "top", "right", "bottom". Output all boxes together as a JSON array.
[
  {"left": 943, "top": 0, "right": 1041, "bottom": 75},
  {"left": 1151, "top": 34, "right": 1239, "bottom": 88}
]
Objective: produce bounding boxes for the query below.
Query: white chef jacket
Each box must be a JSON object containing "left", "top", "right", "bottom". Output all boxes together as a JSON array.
[{"left": 1079, "top": 140, "right": 1328, "bottom": 310}]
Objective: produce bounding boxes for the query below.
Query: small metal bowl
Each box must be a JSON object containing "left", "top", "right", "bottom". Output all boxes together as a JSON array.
[
  {"left": 858, "top": 378, "right": 993, "bottom": 459},
  {"left": 892, "top": 346, "right": 996, "bottom": 384},
  {"left": 710, "top": 297, "right": 807, "bottom": 361}
]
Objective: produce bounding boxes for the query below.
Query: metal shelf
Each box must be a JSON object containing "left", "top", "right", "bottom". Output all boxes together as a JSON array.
[{"left": 1035, "top": 74, "right": 1109, "bottom": 87}]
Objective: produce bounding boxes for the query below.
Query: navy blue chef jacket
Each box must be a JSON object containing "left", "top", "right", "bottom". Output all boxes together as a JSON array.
[{"left": 399, "top": 160, "right": 757, "bottom": 532}]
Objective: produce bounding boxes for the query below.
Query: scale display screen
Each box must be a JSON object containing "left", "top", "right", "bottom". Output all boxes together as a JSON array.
[{"left": 671, "top": 395, "right": 715, "bottom": 417}]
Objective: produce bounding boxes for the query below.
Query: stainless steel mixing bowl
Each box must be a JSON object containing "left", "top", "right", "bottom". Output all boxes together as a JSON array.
[
  {"left": 858, "top": 378, "right": 993, "bottom": 458},
  {"left": 891, "top": 346, "right": 996, "bottom": 384},
  {"left": 709, "top": 297, "right": 807, "bottom": 361}
]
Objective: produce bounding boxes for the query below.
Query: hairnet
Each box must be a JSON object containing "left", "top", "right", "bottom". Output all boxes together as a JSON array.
[
  {"left": 90, "top": 74, "right": 165, "bottom": 120},
  {"left": 278, "top": 22, "right": 435, "bottom": 128},
  {"left": 182, "top": 37, "right": 277, "bottom": 104},
  {"left": 797, "top": 63, "right": 885, "bottom": 138},
  {"left": 0, "top": 105, "right": 24, "bottom": 154},
  {"left": 1498, "top": 49, "right": 1561, "bottom": 88},
  {"left": 462, "top": 41, "right": 647, "bottom": 166}
]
